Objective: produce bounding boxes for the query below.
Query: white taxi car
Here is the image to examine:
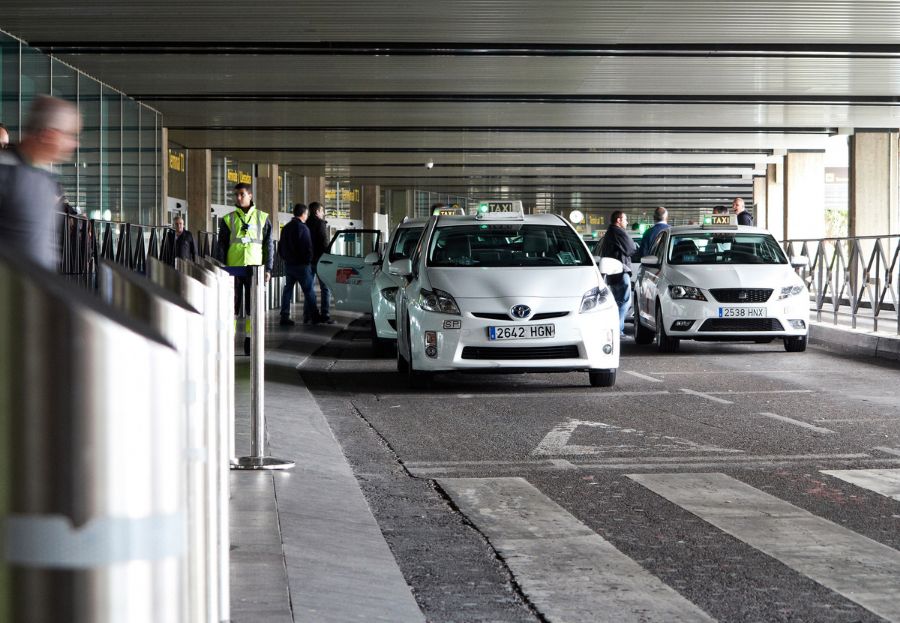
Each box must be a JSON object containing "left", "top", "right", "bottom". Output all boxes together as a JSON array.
[
  {"left": 632, "top": 215, "right": 809, "bottom": 353},
  {"left": 317, "top": 212, "right": 460, "bottom": 355},
  {"left": 390, "top": 201, "right": 622, "bottom": 387}
]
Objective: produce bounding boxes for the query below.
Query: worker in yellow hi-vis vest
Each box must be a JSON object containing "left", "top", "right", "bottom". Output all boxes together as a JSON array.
[{"left": 217, "top": 182, "right": 274, "bottom": 355}]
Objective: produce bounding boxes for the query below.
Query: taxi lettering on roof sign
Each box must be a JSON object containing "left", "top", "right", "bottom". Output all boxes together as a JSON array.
[
  {"left": 433, "top": 206, "right": 466, "bottom": 216},
  {"left": 703, "top": 214, "right": 738, "bottom": 228},
  {"left": 475, "top": 200, "right": 525, "bottom": 220}
]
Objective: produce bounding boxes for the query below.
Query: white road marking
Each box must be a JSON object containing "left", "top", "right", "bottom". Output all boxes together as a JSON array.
[
  {"left": 532, "top": 419, "right": 741, "bottom": 457},
  {"left": 455, "top": 390, "right": 671, "bottom": 399},
  {"left": 549, "top": 459, "right": 578, "bottom": 470},
  {"left": 816, "top": 418, "right": 900, "bottom": 423},
  {"left": 757, "top": 412, "right": 836, "bottom": 434},
  {"left": 630, "top": 472, "right": 900, "bottom": 622},
  {"left": 679, "top": 388, "right": 733, "bottom": 404},
  {"left": 874, "top": 447, "right": 900, "bottom": 457},
  {"left": 821, "top": 469, "right": 900, "bottom": 502},
  {"left": 625, "top": 370, "right": 665, "bottom": 383},
  {"left": 439, "top": 477, "right": 715, "bottom": 623},
  {"left": 705, "top": 389, "right": 813, "bottom": 395}
]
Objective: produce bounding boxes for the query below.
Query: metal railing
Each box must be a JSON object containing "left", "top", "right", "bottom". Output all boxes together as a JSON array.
[
  {"left": 783, "top": 234, "right": 900, "bottom": 334},
  {"left": 58, "top": 213, "right": 177, "bottom": 287}
]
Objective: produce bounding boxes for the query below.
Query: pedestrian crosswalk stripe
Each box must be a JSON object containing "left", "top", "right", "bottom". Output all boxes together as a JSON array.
[
  {"left": 629, "top": 472, "right": 900, "bottom": 623},
  {"left": 821, "top": 468, "right": 900, "bottom": 502},
  {"left": 438, "top": 477, "right": 715, "bottom": 623}
]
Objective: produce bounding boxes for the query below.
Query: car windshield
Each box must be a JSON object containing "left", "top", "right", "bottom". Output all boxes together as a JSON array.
[
  {"left": 427, "top": 224, "right": 593, "bottom": 267},
  {"left": 389, "top": 226, "right": 424, "bottom": 262},
  {"left": 668, "top": 232, "right": 788, "bottom": 265}
]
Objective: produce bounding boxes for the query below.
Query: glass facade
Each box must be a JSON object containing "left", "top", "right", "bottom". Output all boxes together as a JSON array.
[{"left": 0, "top": 29, "right": 163, "bottom": 225}]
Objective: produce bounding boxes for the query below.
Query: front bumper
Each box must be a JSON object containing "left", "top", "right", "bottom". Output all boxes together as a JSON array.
[
  {"left": 407, "top": 304, "right": 620, "bottom": 372},
  {"left": 661, "top": 296, "right": 810, "bottom": 339}
]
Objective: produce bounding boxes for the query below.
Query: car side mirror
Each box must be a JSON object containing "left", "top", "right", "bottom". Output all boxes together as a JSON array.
[
  {"left": 388, "top": 259, "right": 413, "bottom": 277},
  {"left": 790, "top": 256, "right": 807, "bottom": 269},
  {"left": 596, "top": 257, "right": 624, "bottom": 275},
  {"left": 364, "top": 252, "right": 381, "bottom": 265},
  {"left": 640, "top": 255, "right": 661, "bottom": 269}
]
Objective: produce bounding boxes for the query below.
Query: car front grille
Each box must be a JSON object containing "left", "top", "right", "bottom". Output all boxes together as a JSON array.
[
  {"left": 461, "top": 345, "right": 580, "bottom": 360},
  {"left": 471, "top": 311, "right": 570, "bottom": 321},
  {"left": 709, "top": 288, "right": 773, "bottom": 303},
  {"left": 698, "top": 318, "right": 784, "bottom": 332}
]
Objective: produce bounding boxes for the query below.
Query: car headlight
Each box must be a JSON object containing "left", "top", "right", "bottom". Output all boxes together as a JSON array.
[
  {"left": 381, "top": 287, "right": 399, "bottom": 303},
  {"left": 580, "top": 286, "right": 613, "bottom": 313},
  {"left": 778, "top": 284, "right": 805, "bottom": 299},
  {"left": 668, "top": 285, "right": 707, "bottom": 301},
  {"left": 418, "top": 288, "right": 460, "bottom": 315}
]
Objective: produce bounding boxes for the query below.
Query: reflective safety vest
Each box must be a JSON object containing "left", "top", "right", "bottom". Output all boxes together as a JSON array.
[{"left": 223, "top": 206, "right": 268, "bottom": 266}]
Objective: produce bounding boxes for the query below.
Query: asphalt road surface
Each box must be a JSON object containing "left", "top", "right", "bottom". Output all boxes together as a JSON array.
[{"left": 302, "top": 319, "right": 900, "bottom": 623}]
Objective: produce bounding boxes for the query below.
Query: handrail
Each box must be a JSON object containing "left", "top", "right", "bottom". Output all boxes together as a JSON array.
[{"left": 782, "top": 234, "right": 900, "bottom": 334}]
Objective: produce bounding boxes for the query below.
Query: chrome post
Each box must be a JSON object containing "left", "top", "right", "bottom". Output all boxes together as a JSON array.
[
  {"left": 0, "top": 250, "right": 186, "bottom": 623},
  {"left": 147, "top": 257, "right": 216, "bottom": 623},
  {"left": 176, "top": 258, "right": 229, "bottom": 623},
  {"left": 233, "top": 265, "right": 295, "bottom": 471}
]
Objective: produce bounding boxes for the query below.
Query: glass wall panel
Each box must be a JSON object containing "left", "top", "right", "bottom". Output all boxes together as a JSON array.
[
  {"left": 51, "top": 58, "right": 78, "bottom": 206},
  {"left": 78, "top": 74, "right": 102, "bottom": 218},
  {"left": 0, "top": 32, "right": 19, "bottom": 139},
  {"left": 20, "top": 46, "right": 49, "bottom": 116},
  {"left": 122, "top": 98, "right": 140, "bottom": 223},
  {"left": 102, "top": 87, "right": 122, "bottom": 221},
  {"left": 142, "top": 108, "right": 160, "bottom": 224}
]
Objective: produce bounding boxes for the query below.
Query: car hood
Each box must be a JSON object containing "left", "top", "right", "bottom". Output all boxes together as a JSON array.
[
  {"left": 426, "top": 266, "right": 600, "bottom": 299},
  {"left": 665, "top": 264, "right": 799, "bottom": 289}
]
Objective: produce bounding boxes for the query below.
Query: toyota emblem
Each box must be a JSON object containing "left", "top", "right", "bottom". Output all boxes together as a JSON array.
[{"left": 510, "top": 304, "right": 532, "bottom": 319}]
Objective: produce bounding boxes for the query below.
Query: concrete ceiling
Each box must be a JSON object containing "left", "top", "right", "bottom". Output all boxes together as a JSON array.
[{"left": 3, "top": 0, "right": 899, "bottom": 218}]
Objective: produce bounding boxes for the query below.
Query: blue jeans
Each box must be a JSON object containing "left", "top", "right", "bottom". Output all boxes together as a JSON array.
[
  {"left": 316, "top": 274, "right": 332, "bottom": 319},
  {"left": 281, "top": 264, "right": 318, "bottom": 322},
  {"left": 609, "top": 272, "right": 631, "bottom": 335}
]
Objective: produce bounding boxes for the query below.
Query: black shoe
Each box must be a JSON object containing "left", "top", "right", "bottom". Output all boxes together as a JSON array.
[
  {"left": 243, "top": 336, "right": 251, "bottom": 355},
  {"left": 318, "top": 317, "right": 336, "bottom": 325},
  {"left": 279, "top": 317, "right": 295, "bottom": 327}
]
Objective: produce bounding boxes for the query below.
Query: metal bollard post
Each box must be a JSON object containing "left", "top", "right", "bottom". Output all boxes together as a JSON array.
[
  {"left": 0, "top": 249, "right": 186, "bottom": 623},
  {"left": 233, "top": 265, "right": 295, "bottom": 471},
  {"left": 176, "top": 258, "right": 230, "bottom": 623}
]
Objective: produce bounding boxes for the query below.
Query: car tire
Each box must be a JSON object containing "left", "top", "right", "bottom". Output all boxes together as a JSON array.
[
  {"left": 633, "top": 299, "right": 654, "bottom": 345},
  {"left": 403, "top": 321, "right": 432, "bottom": 388},
  {"left": 655, "top": 306, "right": 680, "bottom": 353},
  {"left": 589, "top": 368, "right": 617, "bottom": 387},
  {"left": 371, "top": 319, "right": 395, "bottom": 357},
  {"left": 784, "top": 335, "right": 808, "bottom": 352}
]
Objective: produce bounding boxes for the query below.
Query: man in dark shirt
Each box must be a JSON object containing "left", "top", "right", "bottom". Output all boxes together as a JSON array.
[
  {"left": 0, "top": 96, "right": 80, "bottom": 271},
  {"left": 639, "top": 206, "right": 670, "bottom": 258},
  {"left": 306, "top": 201, "right": 335, "bottom": 324},
  {"left": 173, "top": 215, "right": 196, "bottom": 261},
  {"left": 278, "top": 203, "right": 319, "bottom": 326},
  {"left": 599, "top": 210, "right": 637, "bottom": 338},
  {"left": 732, "top": 197, "right": 754, "bottom": 226}
]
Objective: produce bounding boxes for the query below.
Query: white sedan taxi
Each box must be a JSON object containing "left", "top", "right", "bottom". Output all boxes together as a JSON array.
[
  {"left": 632, "top": 215, "right": 809, "bottom": 353},
  {"left": 390, "top": 201, "right": 622, "bottom": 387}
]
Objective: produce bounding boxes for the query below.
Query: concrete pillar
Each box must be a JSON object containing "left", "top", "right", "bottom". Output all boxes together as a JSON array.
[
  {"left": 849, "top": 131, "right": 900, "bottom": 237},
  {"left": 187, "top": 148, "right": 212, "bottom": 234},
  {"left": 766, "top": 162, "right": 784, "bottom": 241},
  {"left": 160, "top": 127, "right": 169, "bottom": 226},
  {"left": 388, "top": 189, "right": 411, "bottom": 227},
  {"left": 255, "top": 163, "right": 280, "bottom": 239},
  {"left": 783, "top": 151, "right": 825, "bottom": 240},
  {"left": 305, "top": 176, "right": 326, "bottom": 204},
  {"left": 362, "top": 185, "right": 380, "bottom": 228},
  {"left": 752, "top": 175, "right": 767, "bottom": 230}
]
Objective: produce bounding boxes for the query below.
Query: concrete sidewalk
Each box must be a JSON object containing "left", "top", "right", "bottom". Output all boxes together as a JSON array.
[
  {"left": 229, "top": 311, "right": 424, "bottom": 623},
  {"left": 810, "top": 320, "right": 900, "bottom": 363}
]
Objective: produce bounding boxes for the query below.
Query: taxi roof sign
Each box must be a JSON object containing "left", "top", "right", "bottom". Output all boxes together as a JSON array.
[
  {"left": 702, "top": 213, "right": 738, "bottom": 228},
  {"left": 433, "top": 206, "right": 466, "bottom": 216},
  {"left": 475, "top": 200, "right": 525, "bottom": 220}
]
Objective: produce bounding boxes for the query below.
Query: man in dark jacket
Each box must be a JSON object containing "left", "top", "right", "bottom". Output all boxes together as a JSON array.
[
  {"left": 638, "top": 206, "right": 670, "bottom": 258},
  {"left": 173, "top": 215, "right": 196, "bottom": 261},
  {"left": 732, "top": 197, "right": 754, "bottom": 226},
  {"left": 306, "top": 201, "right": 334, "bottom": 324},
  {"left": 599, "top": 210, "right": 637, "bottom": 338},
  {"left": 279, "top": 203, "right": 319, "bottom": 326}
]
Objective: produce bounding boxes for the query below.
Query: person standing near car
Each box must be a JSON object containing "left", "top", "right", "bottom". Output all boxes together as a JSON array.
[
  {"left": 306, "top": 201, "right": 335, "bottom": 324},
  {"left": 599, "top": 210, "right": 637, "bottom": 339},
  {"left": 638, "top": 206, "right": 670, "bottom": 258},
  {"left": 279, "top": 203, "right": 319, "bottom": 326},
  {"left": 732, "top": 197, "right": 754, "bottom": 226},
  {"left": 173, "top": 215, "right": 196, "bottom": 261}
]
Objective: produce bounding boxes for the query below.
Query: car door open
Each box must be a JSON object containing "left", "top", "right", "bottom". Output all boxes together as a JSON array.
[{"left": 316, "top": 229, "right": 382, "bottom": 313}]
